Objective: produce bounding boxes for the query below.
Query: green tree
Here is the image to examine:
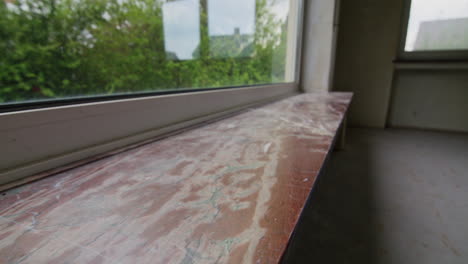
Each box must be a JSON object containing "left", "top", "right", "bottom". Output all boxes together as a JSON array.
[{"left": 0, "top": 0, "right": 289, "bottom": 103}]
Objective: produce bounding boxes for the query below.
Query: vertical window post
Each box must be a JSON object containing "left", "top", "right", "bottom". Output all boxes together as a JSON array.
[{"left": 199, "top": 0, "right": 210, "bottom": 59}]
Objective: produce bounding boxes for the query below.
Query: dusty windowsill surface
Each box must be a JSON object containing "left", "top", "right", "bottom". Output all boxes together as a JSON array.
[{"left": 0, "top": 92, "right": 352, "bottom": 264}]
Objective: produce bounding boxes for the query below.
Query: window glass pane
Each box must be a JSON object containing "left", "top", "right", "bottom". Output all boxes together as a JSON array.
[
  {"left": 163, "top": 0, "right": 200, "bottom": 60},
  {"left": 207, "top": 0, "right": 255, "bottom": 59},
  {"left": 405, "top": 0, "right": 468, "bottom": 51},
  {"left": 0, "top": 0, "right": 300, "bottom": 104}
]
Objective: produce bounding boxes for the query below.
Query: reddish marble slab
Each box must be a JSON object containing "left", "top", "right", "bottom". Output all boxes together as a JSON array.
[{"left": 0, "top": 92, "right": 352, "bottom": 264}]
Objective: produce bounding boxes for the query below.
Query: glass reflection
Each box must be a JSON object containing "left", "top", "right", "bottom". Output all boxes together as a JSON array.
[
  {"left": 207, "top": 0, "right": 255, "bottom": 58},
  {"left": 163, "top": 0, "right": 200, "bottom": 60},
  {"left": 0, "top": 0, "right": 299, "bottom": 104}
]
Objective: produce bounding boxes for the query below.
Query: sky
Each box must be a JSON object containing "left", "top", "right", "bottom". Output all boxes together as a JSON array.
[
  {"left": 209, "top": 0, "right": 256, "bottom": 36},
  {"left": 163, "top": 0, "right": 290, "bottom": 60},
  {"left": 163, "top": 0, "right": 201, "bottom": 60},
  {"left": 405, "top": 0, "right": 468, "bottom": 51}
]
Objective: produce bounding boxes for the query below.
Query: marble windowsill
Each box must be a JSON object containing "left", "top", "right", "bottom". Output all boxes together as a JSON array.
[{"left": 0, "top": 92, "right": 352, "bottom": 264}]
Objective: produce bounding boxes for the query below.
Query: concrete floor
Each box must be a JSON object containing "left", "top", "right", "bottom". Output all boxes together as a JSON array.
[{"left": 287, "top": 128, "right": 468, "bottom": 264}]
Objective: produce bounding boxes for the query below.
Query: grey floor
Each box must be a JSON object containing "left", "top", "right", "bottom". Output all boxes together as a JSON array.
[{"left": 286, "top": 128, "right": 468, "bottom": 264}]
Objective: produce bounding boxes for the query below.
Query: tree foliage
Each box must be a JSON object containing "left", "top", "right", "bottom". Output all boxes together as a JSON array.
[{"left": 0, "top": 0, "right": 288, "bottom": 103}]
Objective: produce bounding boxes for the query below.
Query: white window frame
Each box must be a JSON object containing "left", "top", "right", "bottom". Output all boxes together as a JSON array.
[{"left": 0, "top": 0, "right": 305, "bottom": 187}]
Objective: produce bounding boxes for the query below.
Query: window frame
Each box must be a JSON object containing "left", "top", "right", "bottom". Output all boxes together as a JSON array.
[
  {"left": 0, "top": 0, "right": 305, "bottom": 187},
  {"left": 1, "top": 0, "right": 304, "bottom": 113},
  {"left": 398, "top": 0, "right": 468, "bottom": 62},
  {"left": 0, "top": 83, "right": 292, "bottom": 113}
]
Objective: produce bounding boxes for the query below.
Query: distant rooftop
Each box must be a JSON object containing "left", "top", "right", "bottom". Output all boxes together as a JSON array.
[
  {"left": 192, "top": 27, "right": 254, "bottom": 59},
  {"left": 414, "top": 17, "right": 468, "bottom": 51}
]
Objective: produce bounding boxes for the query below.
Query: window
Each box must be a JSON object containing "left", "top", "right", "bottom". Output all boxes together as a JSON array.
[
  {"left": 0, "top": 0, "right": 301, "bottom": 105},
  {"left": 400, "top": 0, "right": 468, "bottom": 60},
  {"left": 0, "top": 0, "right": 303, "bottom": 183}
]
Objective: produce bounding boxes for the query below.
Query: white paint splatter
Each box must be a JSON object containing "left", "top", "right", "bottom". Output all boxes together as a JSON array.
[{"left": 263, "top": 143, "right": 272, "bottom": 154}]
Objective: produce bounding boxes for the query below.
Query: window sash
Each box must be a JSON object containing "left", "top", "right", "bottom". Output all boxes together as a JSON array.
[{"left": 0, "top": 0, "right": 305, "bottom": 186}]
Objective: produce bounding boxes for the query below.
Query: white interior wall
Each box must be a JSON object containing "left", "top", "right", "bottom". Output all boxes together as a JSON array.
[
  {"left": 332, "top": 0, "right": 468, "bottom": 132},
  {"left": 300, "top": 0, "right": 337, "bottom": 92},
  {"left": 332, "top": 0, "right": 404, "bottom": 127},
  {"left": 389, "top": 69, "right": 468, "bottom": 132}
]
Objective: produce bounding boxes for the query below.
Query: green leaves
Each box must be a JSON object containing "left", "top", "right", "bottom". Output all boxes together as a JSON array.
[{"left": 0, "top": 0, "right": 288, "bottom": 103}]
